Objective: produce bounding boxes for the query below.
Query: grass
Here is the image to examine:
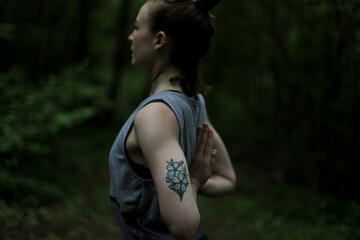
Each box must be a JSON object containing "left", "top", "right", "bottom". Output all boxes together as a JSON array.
[
  {"left": 1, "top": 124, "right": 360, "bottom": 240},
  {"left": 199, "top": 185, "right": 360, "bottom": 240}
]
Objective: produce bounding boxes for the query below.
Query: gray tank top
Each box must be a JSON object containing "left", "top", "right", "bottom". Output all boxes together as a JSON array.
[{"left": 109, "top": 90, "right": 207, "bottom": 239}]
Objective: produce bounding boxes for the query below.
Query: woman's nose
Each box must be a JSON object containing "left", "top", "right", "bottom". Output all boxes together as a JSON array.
[{"left": 128, "top": 32, "right": 134, "bottom": 41}]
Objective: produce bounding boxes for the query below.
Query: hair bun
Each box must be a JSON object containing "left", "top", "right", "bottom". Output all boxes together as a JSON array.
[{"left": 193, "top": 0, "right": 221, "bottom": 11}]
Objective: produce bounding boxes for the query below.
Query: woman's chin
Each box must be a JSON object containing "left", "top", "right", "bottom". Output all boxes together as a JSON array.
[
  {"left": 131, "top": 61, "right": 146, "bottom": 69},
  {"left": 131, "top": 62, "right": 140, "bottom": 68},
  {"left": 131, "top": 59, "right": 137, "bottom": 67}
]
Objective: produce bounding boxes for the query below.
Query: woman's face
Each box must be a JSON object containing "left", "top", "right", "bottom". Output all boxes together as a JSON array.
[{"left": 128, "top": 2, "right": 156, "bottom": 69}]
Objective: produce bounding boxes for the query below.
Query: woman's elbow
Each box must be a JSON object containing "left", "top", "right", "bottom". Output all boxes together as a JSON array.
[
  {"left": 170, "top": 227, "right": 197, "bottom": 240},
  {"left": 227, "top": 171, "right": 237, "bottom": 194},
  {"left": 167, "top": 214, "right": 200, "bottom": 240},
  {"left": 229, "top": 176, "right": 237, "bottom": 193}
]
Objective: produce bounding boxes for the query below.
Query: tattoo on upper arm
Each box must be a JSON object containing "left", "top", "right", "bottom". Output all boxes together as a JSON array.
[{"left": 165, "top": 159, "right": 189, "bottom": 201}]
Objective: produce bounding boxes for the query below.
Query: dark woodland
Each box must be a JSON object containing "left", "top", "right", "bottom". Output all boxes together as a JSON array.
[{"left": 1, "top": 0, "right": 360, "bottom": 239}]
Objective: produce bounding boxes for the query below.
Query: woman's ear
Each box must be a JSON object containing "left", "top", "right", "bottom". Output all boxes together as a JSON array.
[{"left": 154, "top": 31, "right": 167, "bottom": 50}]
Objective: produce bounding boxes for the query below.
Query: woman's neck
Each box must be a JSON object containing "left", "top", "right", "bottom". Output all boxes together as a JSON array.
[{"left": 149, "top": 65, "right": 183, "bottom": 95}]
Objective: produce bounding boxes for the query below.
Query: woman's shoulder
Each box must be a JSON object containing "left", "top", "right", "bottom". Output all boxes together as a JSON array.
[
  {"left": 134, "top": 101, "right": 180, "bottom": 143},
  {"left": 135, "top": 91, "right": 181, "bottom": 125},
  {"left": 136, "top": 100, "right": 175, "bottom": 121}
]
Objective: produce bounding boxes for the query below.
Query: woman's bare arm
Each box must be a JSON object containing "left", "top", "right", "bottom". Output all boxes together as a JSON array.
[{"left": 134, "top": 102, "right": 201, "bottom": 240}]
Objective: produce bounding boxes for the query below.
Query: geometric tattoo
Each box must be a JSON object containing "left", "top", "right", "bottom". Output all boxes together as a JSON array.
[{"left": 165, "top": 159, "right": 189, "bottom": 201}]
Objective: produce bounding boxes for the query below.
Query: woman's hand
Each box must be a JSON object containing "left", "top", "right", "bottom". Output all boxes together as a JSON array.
[{"left": 190, "top": 123, "right": 217, "bottom": 190}]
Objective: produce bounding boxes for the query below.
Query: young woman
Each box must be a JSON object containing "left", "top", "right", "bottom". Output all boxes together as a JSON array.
[{"left": 109, "top": 0, "right": 236, "bottom": 239}]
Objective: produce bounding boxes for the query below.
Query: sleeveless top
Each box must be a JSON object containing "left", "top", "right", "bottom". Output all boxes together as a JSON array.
[{"left": 109, "top": 90, "right": 207, "bottom": 239}]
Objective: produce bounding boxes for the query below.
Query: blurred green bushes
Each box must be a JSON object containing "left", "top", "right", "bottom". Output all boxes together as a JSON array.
[
  {"left": 0, "top": 0, "right": 116, "bottom": 205},
  {"left": 0, "top": 61, "right": 111, "bottom": 206},
  {"left": 0, "top": 62, "right": 109, "bottom": 158}
]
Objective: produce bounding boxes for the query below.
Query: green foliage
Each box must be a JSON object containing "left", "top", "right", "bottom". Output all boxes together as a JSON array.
[
  {"left": 0, "top": 193, "right": 121, "bottom": 240},
  {"left": 0, "top": 61, "right": 110, "bottom": 159},
  {"left": 0, "top": 62, "right": 111, "bottom": 205},
  {"left": 0, "top": 169, "right": 64, "bottom": 207},
  {"left": 0, "top": 126, "right": 121, "bottom": 240}
]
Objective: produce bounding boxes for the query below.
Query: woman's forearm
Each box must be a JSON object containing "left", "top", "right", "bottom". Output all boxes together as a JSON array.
[{"left": 198, "top": 174, "right": 236, "bottom": 197}]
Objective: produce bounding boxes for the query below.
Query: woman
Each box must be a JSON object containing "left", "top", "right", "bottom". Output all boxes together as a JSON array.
[{"left": 109, "top": 0, "right": 236, "bottom": 239}]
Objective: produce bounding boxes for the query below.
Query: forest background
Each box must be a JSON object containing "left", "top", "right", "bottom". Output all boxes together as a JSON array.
[{"left": 1, "top": 0, "right": 360, "bottom": 239}]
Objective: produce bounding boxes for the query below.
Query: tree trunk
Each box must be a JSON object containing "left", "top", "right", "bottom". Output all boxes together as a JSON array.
[
  {"left": 77, "top": 0, "right": 91, "bottom": 61},
  {"left": 109, "top": 0, "right": 133, "bottom": 102},
  {"left": 35, "top": 0, "right": 49, "bottom": 79},
  {"left": 346, "top": 16, "right": 360, "bottom": 200}
]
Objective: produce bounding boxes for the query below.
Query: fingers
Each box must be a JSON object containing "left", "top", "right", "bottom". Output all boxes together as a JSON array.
[
  {"left": 203, "top": 126, "right": 214, "bottom": 161},
  {"left": 195, "top": 122, "right": 215, "bottom": 166},
  {"left": 191, "top": 123, "right": 217, "bottom": 188},
  {"left": 210, "top": 149, "right": 217, "bottom": 170},
  {"left": 197, "top": 123, "right": 209, "bottom": 154},
  {"left": 196, "top": 125, "right": 203, "bottom": 149}
]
